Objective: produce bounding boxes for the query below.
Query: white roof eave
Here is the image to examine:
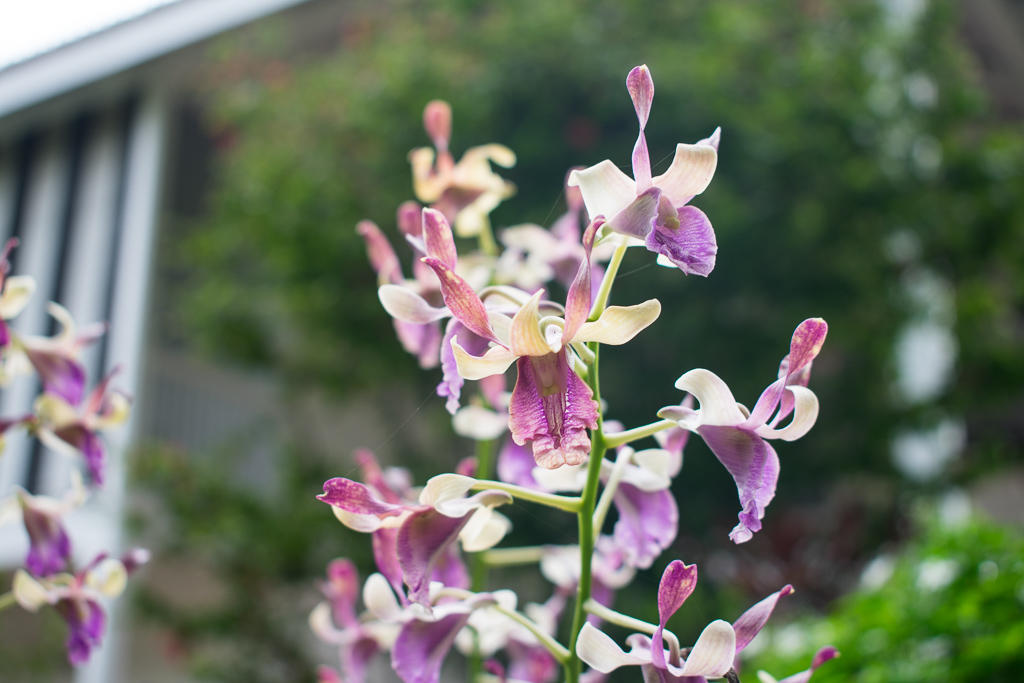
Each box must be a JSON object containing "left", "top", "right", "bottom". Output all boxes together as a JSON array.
[{"left": 0, "top": 0, "right": 311, "bottom": 119}]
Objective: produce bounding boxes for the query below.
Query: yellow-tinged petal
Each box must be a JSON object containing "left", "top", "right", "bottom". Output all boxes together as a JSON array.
[
  {"left": 0, "top": 275, "right": 36, "bottom": 319},
  {"left": 573, "top": 299, "right": 661, "bottom": 345},
  {"left": 87, "top": 558, "right": 127, "bottom": 598},
  {"left": 451, "top": 339, "right": 517, "bottom": 380},
  {"left": 508, "top": 290, "right": 553, "bottom": 357},
  {"left": 13, "top": 569, "right": 52, "bottom": 611}
]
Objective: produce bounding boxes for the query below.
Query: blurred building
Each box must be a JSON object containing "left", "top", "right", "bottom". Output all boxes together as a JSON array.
[
  {"left": 0, "top": 1, "right": 374, "bottom": 681},
  {"left": 0, "top": 0, "right": 1022, "bottom": 681}
]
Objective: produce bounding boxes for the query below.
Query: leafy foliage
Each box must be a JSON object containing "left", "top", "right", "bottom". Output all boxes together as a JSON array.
[{"left": 747, "top": 511, "right": 1024, "bottom": 683}]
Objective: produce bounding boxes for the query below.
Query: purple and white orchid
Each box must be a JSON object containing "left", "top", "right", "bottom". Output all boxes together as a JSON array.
[
  {"left": 12, "top": 550, "right": 147, "bottom": 665},
  {"left": 430, "top": 219, "right": 661, "bottom": 468},
  {"left": 568, "top": 65, "right": 721, "bottom": 276},
  {"left": 659, "top": 318, "right": 828, "bottom": 543}
]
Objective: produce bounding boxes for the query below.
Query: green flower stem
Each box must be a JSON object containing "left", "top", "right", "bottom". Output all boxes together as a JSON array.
[
  {"left": 565, "top": 341, "right": 607, "bottom": 683},
  {"left": 482, "top": 546, "right": 547, "bottom": 566},
  {"left": 469, "top": 438, "right": 496, "bottom": 681},
  {"left": 589, "top": 241, "right": 630, "bottom": 321},
  {"left": 583, "top": 598, "right": 682, "bottom": 662},
  {"left": 603, "top": 419, "right": 677, "bottom": 449},
  {"left": 592, "top": 446, "right": 632, "bottom": 532},
  {"left": 0, "top": 591, "right": 16, "bottom": 612},
  {"left": 471, "top": 438, "right": 497, "bottom": 589},
  {"left": 469, "top": 480, "right": 581, "bottom": 513},
  {"left": 437, "top": 588, "right": 570, "bottom": 663}
]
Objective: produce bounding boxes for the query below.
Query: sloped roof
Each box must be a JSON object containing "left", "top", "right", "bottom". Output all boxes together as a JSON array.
[{"left": 0, "top": 0, "right": 310, "bottom": 118}]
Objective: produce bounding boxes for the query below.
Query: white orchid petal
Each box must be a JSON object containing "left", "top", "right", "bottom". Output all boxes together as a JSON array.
[
  {"left": 652, "top": 143, "right": 718, "bottom": 206},
  {"left": 755, "top": 386, "right": 819, "bottom": 441},
  {"left": 452, "top": 405, "right": 509, "bottom": 441},
  {"left": 332, "top": 506, "right": 384, "bottom": 533},
  {"left": 671, "top": 369, "right": 747, "bottom": 426},
  {"left": 568, "top": 160, "right": 637, "bottom": 222},
  {"left": 378, "top": 285, "right": 449, "bottom": 324},
  {"left": 87, "top": 558, "right": 128, "bottom": 598},
  {"left": 309, "top": 601, "right": 346, "bottom": 643},
  {"left": 452, "top": 339, "right": 517, "bottom": 380},
  {"left": 460, "top": 508, "right": 511, "bottom": 552},
  {"left": 576, "top": 622, "right": 651, "bottom": 673},
  {"left": 13, "top": 570, "right": 53, "bottom": 611},
  {"left": 364, "top": 572, "right": 403, "bottom": 621},
  {"left": 419, "top": 473, "right": 477, "bottom": 507},
  {"left": 0, "top": 275, "right": 36, "bottom": 319},
  {"left": 574, "top": 300, "right": 661, "bottom": 345},
  {"left": 679, "top": 620, "right": 737, "bottom": 678}
]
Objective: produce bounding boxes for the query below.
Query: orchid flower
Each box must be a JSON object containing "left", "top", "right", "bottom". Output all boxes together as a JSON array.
[
  {"left": 309, "top": 559, "right": 400, "bottom": 683},
  {"left": 319, "top": 469, "right": 512, "bottom": 606},
  {"left": 12, "top": 550, "right": 147, "bottom": 665},
  {"left": 368, "top": 208, "right": 501, "bottom": 414},
  {"left": 0, "top": 473, "right": 86, "bottom": 576},
  {"left": 756, "top": 646, "right": 840, "bottom": 683},
  {"left": 577, "top": 560, "right": 797, "bottom": 682},
  {"left": 33, "top": 367, "right": 131, "bottom": 486},
  {"left": 410, "top": 100, "right": 517, "bottom": 238},
  {"left": 429, "top": 218, "right": 661, "bottom": 468},
  {"left": 0, "top": 238, "right": 34, "bottom": 352},
  {"left": 568, "top": 65, "right": 720, "bottom": 276},
  {"left": 659, "top": 318, "right": 828, "bottom": 543}
]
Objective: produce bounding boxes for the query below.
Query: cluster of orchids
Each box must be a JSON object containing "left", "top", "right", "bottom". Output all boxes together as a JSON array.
[
  {"left": 0, "top": 238, "right": 147, "bottom": 665},
  {"left": 314, "top": 66, "right": 838, "bottom": 683}
]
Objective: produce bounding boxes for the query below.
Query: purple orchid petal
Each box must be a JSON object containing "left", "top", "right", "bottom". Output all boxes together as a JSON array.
[
  {"left": 358, "top": 220, "right": 403, "bottom": 285},
  {"left": 397, "top": 200, "right": 423, "bottom": 236},
  {"left": 696, "top": 425, "right": 780, "bottom": 544},
  {"left": 372, "top": 527, "right": 407, "bottom": 602},
  {"left": 422, "top": 257, "right": 497, "bottom": 343},
  {"left": 323, "top": 559, "right": 361, "bottom": 629},
  {"left": 58, "top": 598, "right": 105, "bottom": 665},
  {"left": 776, "top": 646, "right": 840, "bottom": 683},
  {"left": 608, "top": 187, "right": 662, "bottom": 240},
  {"left": 627, "top": 66, "right": 655, "bottom": 191},
  {"left": 437, "top": 319, "right": 490, "bottom": 415},
  {"left": 644, "top": 206, "right": 717, "bottom": 277},
  {"left": 733, "top": 584, "right": 794, "bottom": 653},
  {"left": 53, "top": 425, "right": 105, "bottom": 485},
  {"left": 432, "top": 541, "right": 470, "bottom": 590},
  {"left": 497, "top": 438, "right": 543, "bottom": 489},
  {"left": 393, "top": 610, "right": 474, "bottom": 683},
  {"left": 787, "top": 318, "right": 828, "bottom": 377},
  {"left": 0, "top": 320, "right": 9, "bottom": 347},
  {"left": 397, "top": 508, "right": 471, "bottom": 606},
  {"left": 612, "top": 483, "right": 678, "bottom": 570},
  {"left": 342, "top": 634, "right": 382, "bottom": 683},
  {"left": 319, "top": 478, "right": 407, "bottom": 517},
  {"left": 627, "top": 66, "right": 655, "bottom": 130},
  {"left": 21, "top": 500, "right": 71, "bottom": 577},
  {"left": 393, "top": 318, "right": 443, "bottom": 370},
  {"left": 651, "top": 560, "right": 698, "bottom": 669},
  {"left": 422, "top": 208, "right": 458, "bottom": 270},
  {"left": 508, "top": 351, "right": 598, "bottom": 469},
  {"left": 507, "top": 639, "right": 560, "bottom": 683},
  {"left": 317, "top": 666, "right": 343, "bottom": 683},
  {"left": 423, "top": 100, "right": 452, "bottom": 153},
  {"left": 27, "top": 352, "right": 86, "bottom": 406},
  {"left": 563, "top": 219, "right": 600, "bottom": 343}
]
